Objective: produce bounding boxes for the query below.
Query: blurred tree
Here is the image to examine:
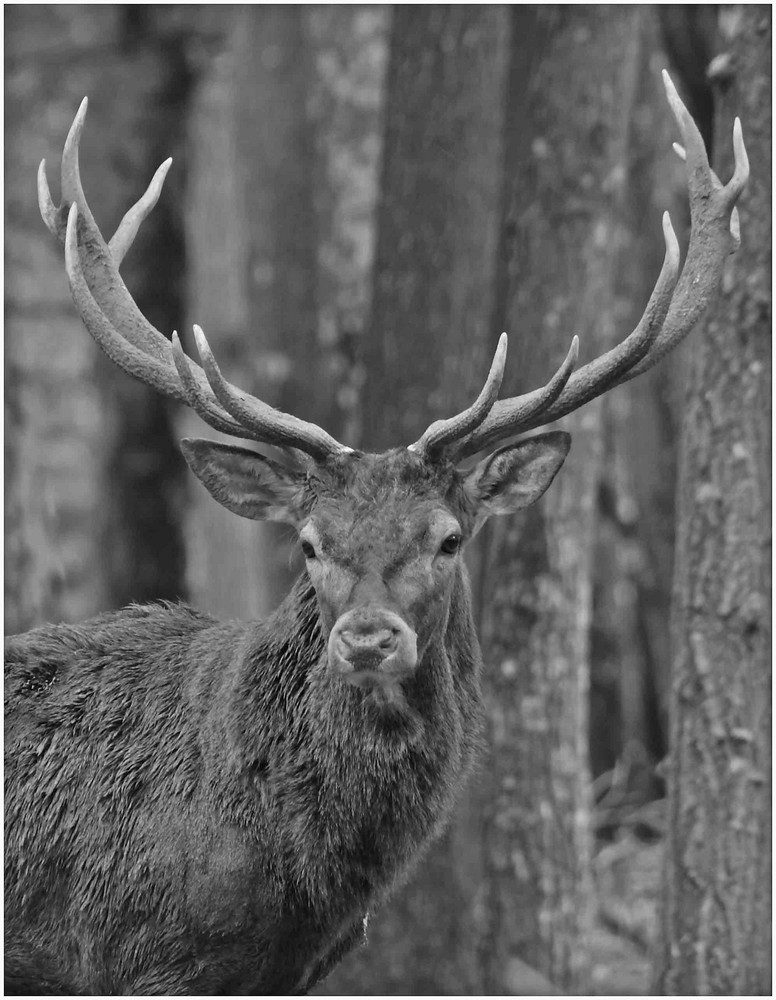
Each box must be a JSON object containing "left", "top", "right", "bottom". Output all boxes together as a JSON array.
[
  {"left": 4, "top": 6, "right": 188, "bottom": 632},
  {"left": 181, "top": 5, "right": 339, "bottom": 618},
  {"left": 306, "top": 4, "right": 390, "bottom": 447},
  {"left": 476, "top": 6, "right": 651, "bottom": 991},
  {"left": 658, "top": 5, "right": 718, "bottom": 146},
  {"left": 656, "top": 6, "right": 772, "bottom": 994},
  {"left": 319, "top": 5, "right": 511, "bottom": 993},
  {"left": 590, "top": 13, "right": 684, "bottom": 806}
]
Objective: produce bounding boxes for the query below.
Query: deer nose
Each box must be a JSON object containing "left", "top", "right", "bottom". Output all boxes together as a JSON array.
[
  {"left": 337, "top": 626, "right": 399, "bottom": 665},
  {"left": 328, "top": 610, "right": 417, "bottom": 685}
]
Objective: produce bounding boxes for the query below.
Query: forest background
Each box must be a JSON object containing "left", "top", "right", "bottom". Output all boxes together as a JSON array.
[{"left": 4, "top": 5, "right": 771, "bottom": 995}]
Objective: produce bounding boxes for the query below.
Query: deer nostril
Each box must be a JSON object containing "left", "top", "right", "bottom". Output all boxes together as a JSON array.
[{"left": 377, "top": 629, "right": 398, "bottom": 652}]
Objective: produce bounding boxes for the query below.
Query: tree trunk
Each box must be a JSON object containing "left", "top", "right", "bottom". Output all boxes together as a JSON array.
[
  {"left": 656, "top": 7, "right": 772, "bottom": 994},
  {"left": 590, "top": 9, "right": 686, "bottom": 801},
  {"left": 182, "top": 6, "right": 327, "bottom": 619},
  {"left": 319, "top": 6, "right": 510, "bottom": 993},
  {"left": 305, "top": 5, "right": 390, "bottom": 447},
  {"left": 93, "top": 10, "right": 191, "bottom": 613},
  {"left": 476, "top": 7, "right": 648, "bottom": 992}
]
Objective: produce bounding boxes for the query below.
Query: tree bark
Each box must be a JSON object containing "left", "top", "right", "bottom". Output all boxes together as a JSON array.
[
  {"left": 319, "top": 6, "right": 510, "bottom": 993},
  {"left": 656, "top": 7, "right": 772, "bottom": 994},
  {"left": 476, "top": 7, "right": 649, "bottom": 992},
  {"left": 182, "top": 6, "right": 328, "bottom": 619},
  {"left": 305, "top": 5, "right": 390, "bottom": 447},
  {"left": 360, "top": 5, "right": 509, "bottom": 451},
  {"left": 591, "top": 10, "right": 686, "bottom": 797}
]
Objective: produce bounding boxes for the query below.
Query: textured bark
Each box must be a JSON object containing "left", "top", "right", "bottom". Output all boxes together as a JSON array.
[
  {"left": 319, "top": 7, "right": 510, "bottom": 994},
  {"left": 4, "top": 6, "right": 187, "bottom": 632},
  {"left": 306, "top": 5, "right": 390, "bottom": 446},
  {"left": 359, "top": 6, "right": 510, "bottom": 451},
  {"left": 182, "top": 6, "right": 329, "bottom": 619},
  {"left": 476, "top": 7, "right": 648, "bottom": 992},
  {"left": 591, "top": 12, "right": 686, "bottom": 788},
  {"left": 656, "top": 7, "right": 772, "bottom": 994}
]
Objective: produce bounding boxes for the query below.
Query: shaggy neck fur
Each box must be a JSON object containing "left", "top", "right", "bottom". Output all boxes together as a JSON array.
[{"left": 218, "top": 562, "right": 484, "bottom": 912}]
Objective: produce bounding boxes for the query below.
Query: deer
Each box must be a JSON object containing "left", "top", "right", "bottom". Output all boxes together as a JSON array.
[{"left": 5, "top": 71, "right": 748, "bottom": 995}]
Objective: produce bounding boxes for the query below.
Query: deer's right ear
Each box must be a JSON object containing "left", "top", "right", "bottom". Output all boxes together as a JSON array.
[{"left": 180, "top": 438, "right": 307, "bottom": 524}]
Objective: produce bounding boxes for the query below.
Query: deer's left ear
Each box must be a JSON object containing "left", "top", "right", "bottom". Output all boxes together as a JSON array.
[{"left": 463, "top": 431, "right": 571, "bottom": 534}]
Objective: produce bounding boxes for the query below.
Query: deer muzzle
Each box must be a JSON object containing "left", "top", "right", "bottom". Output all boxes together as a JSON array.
[{"left": 328, "top": 609, "right": 418, "bottom": 687}]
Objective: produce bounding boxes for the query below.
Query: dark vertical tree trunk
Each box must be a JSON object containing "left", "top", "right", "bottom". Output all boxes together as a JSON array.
[
  {"left": 96, "top": 10, "right": 191, "bottom": 612},
  {"left": 656, "top": 7, "right": 772, "bottom": 994},
  {"left": 591, "top": 10, "right": 685, "bottom": 799},
  {"left": 360, "top": 5, "right": 509, "bottom": 451},
  {"left": 476, "top": 7, "right": 648, "bottom": 992},
  {"left": 319, "top": 6, "right": 510, "bottom": 994}
]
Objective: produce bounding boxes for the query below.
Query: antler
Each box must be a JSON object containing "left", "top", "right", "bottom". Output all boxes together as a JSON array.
[
  {"left": 408, "top": 332, "right": 580, "bottom": 458},
  {"left": 43, "top": 74, "right": 748, "bottom": 468},
  {"left": 39, "top": 99, "right": 350, "bottom": 462},
  {"left": 414, "top": 70, "right": 749, "bottom": 462}
]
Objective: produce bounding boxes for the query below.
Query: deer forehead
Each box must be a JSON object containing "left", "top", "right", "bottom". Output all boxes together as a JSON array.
[{"left": 303, "top": 449, "right": 467, "bottom": 544}]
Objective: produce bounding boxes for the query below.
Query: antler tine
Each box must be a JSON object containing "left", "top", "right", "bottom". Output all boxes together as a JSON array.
[
  {"left": 192, "top": 325, "right": 350, "bottom": 459},
  {"left": 38, "top": 98, "right": 90, "bottom": 238},
  {"left": 662, "top": 68, "right": 711, "bottom": 182},
  {"left": 65, "top": 203, "right": 195, "bottom": 403},
  {"left": 669, "top": 116, "right": 748, "bottom": 240},
  {"left": 450, "top": 69, "right": 747, "bottom": 457},
  {"left": 455, "top": 334, "right": 581, "bottom": 460},
  {"left": 171, "top": 332, "right": 253, "bottom": 438},
  {"left": 110, "top": 157, "right": 173, "bottom": 265},
  {"left": 60, "top": 98, "right": 93, "bottom": 227},
  {"left": 37, "top": 159, "right": 59, "bottom": 234},
  {"left": 727, "top": 117, "right": 750, "bottom": 202},
  {"left": 408, "top": 333, "right": 507, "bottom": 457}
]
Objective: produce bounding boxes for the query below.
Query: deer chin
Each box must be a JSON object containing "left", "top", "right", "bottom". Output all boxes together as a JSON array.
[
  {"left": 329, "top": 654, "right": 416, "bottom": 691},
  {"left": 364, "top": 682, "right": 425, "bottom": 746}
]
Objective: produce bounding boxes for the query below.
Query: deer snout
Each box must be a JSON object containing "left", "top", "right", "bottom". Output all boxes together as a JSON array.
[
  {"left": 340, "top": 626, "right": 399, "bottom": 659},
  {"left": 328, "top": 610, "right": 417, "bottom": 686}
]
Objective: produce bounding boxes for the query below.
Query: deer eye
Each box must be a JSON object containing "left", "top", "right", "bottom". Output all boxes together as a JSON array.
[
  {"left": 439, "top": 534, "right": 461, "bottom": 556},
  {"left": 300, "top": 540, "right": 316, "bottom": 559}
]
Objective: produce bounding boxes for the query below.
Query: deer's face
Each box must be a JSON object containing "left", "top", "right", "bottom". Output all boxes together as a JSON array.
[
  {"left": 298, "top": 456, "right": 467, "bottom": 688},
  {"left": 181, "top": 434, "right": 569, "bottom": 690}
]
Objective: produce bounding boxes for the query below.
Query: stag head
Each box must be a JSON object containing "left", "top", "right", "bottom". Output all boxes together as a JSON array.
[
  {"left": 38, "top": 71, "right": 748, "bottom": 692},
  {"left": 181, "top": 433, "right": 569, "bottom": 688}
]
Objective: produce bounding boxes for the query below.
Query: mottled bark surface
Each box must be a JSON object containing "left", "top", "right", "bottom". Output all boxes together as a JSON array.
[
  {"left": 359, "top": 5, "right": 509, "bottom": 451},
  {"left": 476, "top": 7, "right": 648, "bottom": 992},
  {"left": 657, "top": 6, "right": 772, "bottom": 994},
  {"left": 319, "top": 6, "right": 510, "bottom": 994},
  {"left": 307, "top": 5, "right": 390, "bottom": 447},
  {"left": 592, "top": 16, "right": 686, "bottom": 789},
  {"left": 182, "top": 7, "right": 328, "bottom": 619}
]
